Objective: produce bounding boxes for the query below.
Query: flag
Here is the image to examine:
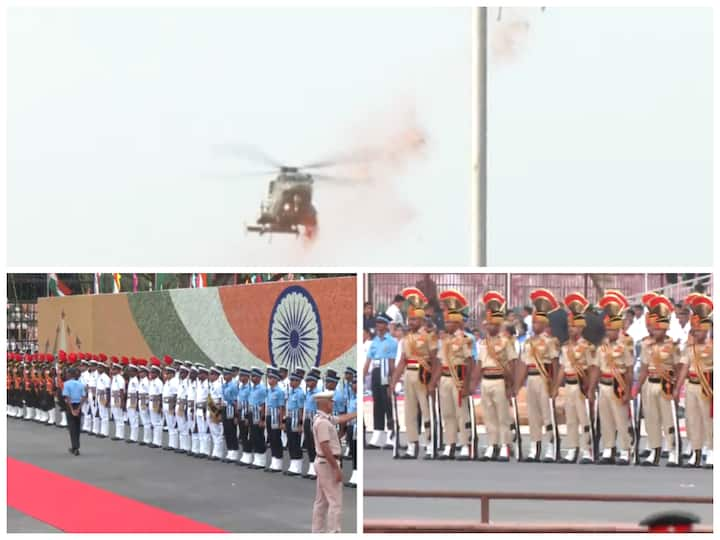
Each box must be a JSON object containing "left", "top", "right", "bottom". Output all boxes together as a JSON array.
[
  {"left": 48, "top": 274, "right": 72, "bottom": 297},
  {"left": 156, "top": 273, "right": 167, "bottom": 291},
  {"left": 93, "top": 273, "right": 101, "bottom": 295},
  {"left": 133, "top": 273, "right": 139, "bottom": 292},
  {"left": 113, "top": 273, "right": 121, "bottom": 293},
  {"left": 197, "top": 273, "right": 206, "bottom": 288}
]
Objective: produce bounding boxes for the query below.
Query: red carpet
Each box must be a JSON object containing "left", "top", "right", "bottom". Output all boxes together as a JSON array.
[{"left": 7, "top": 457, "right": 226, "bottom": 533}]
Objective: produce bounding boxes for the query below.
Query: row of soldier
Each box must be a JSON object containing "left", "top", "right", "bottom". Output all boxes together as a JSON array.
[
  {"left": 7, "top": 353, "right": 357, "bottom": 486},
  {"left": 364, "top": 287, "right": 713, "bottom": 468}
]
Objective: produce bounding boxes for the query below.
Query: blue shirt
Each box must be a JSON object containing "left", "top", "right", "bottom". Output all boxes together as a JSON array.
[
  {"left": 347, "top": 390, "right": 357, "bottom": 414},
  {"left": 287, "top": 386, "right": 305, "bottom": 411},
  {"left": 250, "top": 383, "right": 267, "bottom": 407},
  {"left": 367, "top": 333, "right": 398, "bottom": 360},
  {"left": 222, "top": 380, "right": 239, "bottom": 405},
  {"left": 265, "top": 384, "right": 285, "bottom": 409},
  {"left": 237, "top": 381, "right": 251, "bottom": 404},
  {"left": 331, "top": 385, "right": 346, "bottom": 415},
  {"left": 62, "top": 379, "right": 86, "bottom": 403},
  {"left": 465, "top": 331, "right": 479, "bottom": 361},
  {"left": 304, "top": 386, "right": 319, "bottom": 414}
]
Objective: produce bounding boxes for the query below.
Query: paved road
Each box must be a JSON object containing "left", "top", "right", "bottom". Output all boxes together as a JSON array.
[
  {"left": 7, "top": 417, "right": 356, "bottom": 533},
  {"left": 364, "top": 446, "right": 713, "bottom": 527},
  {"left": 7, "top": 506, "right": 61, "bottom": 533}
]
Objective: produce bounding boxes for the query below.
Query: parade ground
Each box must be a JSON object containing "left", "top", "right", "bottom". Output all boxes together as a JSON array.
[
  {"left": 364, "top": 442, "right": 712, "bottom": 528},
  {"left": 7, "top": 418, "right": 357, "bottom": 533}
]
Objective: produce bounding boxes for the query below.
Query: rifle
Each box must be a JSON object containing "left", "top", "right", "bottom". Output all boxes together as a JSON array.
[
  {"left": 511, "top": 395, "right": 522, "bottom": 461},
  {"left": 391, "top": 390, "right": 400, "bottom": 458},
  {"left": 468, "top": 393, "right": 477, "bottom": 460}
]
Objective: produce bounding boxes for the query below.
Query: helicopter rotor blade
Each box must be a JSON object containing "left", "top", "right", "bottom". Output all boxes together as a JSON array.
[
  {"left": 299, "top": 146, "right": 391, "bottom": 170},
  {"left": 206, "top": 170, "right": 277, "bottom": 180},
  {"left": 311, "top": 173, "right": 359, "bottom": 184},
  {"left": 212, "top": 143, "right": 285, "bottom": 169}
]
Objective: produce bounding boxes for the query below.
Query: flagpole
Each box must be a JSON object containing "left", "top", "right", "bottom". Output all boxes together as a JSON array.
[{"left": 471, "top": 7, "right": 488, "bottom": 267}]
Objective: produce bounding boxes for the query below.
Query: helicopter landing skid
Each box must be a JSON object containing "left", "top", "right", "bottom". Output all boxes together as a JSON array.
[{"left": 246, "top": 224, "right": 300, "bottom": 237}]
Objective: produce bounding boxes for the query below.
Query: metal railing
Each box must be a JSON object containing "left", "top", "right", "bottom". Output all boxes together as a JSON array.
[{"left": 364, "top": 488, "right": 713, "bottom": 527}]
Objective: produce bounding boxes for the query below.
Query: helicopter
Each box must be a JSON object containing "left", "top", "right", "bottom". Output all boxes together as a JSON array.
[{"left": 214, "top": 144, "right": 369, "bottom": 240}]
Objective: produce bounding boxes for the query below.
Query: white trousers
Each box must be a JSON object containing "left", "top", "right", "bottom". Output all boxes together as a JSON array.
[
  {"left": 127, "top": 408, "right": 139, "bottom": 441},
  {"left": 196, "top": 409, "right": 209, "bottom": 455},
  {"left": 98, "top": 405, "right": 110, "bottom": 436},
  {"left": 111, "top": 407, "right": 125, "bottom": 438},
  {"left": 150, "top": 409, "right": 164, "bottom": 446},
  {"left": 139, "top": 407, "right": 152, "bottom": 443},
  {"left": 209, "top": 419, "right": 224, "bottom": 458},
  {"left": 164, "top": 410, "right": 178, "bottom": 448}
]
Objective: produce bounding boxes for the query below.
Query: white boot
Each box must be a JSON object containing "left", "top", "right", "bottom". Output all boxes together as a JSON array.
[
  {"left": 600, "top": 447, "right": 613, "bottom": 463},
  {"left": 225, "top": 449, "right": 238, "bottom": 462},
  {"left": 703, "top": 449, "right": 713, "bottom": 469},
  {"left": 368, "top": 430, "right": 384, "bottom": 448},
  {"left": 92, "top": 416, "right": 100, "bottom": 434},
  {"left": 47, "top": 409, "right": 56, "bottom": 425},
  {"left": 579, "top": 448, "right": 593, "bottom": 464},
  {"left": 143, "top": 425, "right": 153, "bottom": 445},
  {"left": 152, "top": 425, "right": 163, "bottom": 447},
  {"left": 457, "top": 445, "right": 470, "bottom": 460},
  {"left": 240, "top": 452, "right": 253, "bottom": 465},
  {"left": 384, "top": 430, "right": 395, "bottom": 449},
  {"left": 59, "top": 411, "right": 67, "bottom": 427},
  {"left": 83, "top": 414, "right": 92, "bottom": 432},
  {"left": 543, "top": 443, "right": 556, "bottom": 462},
  {"left": 252, "top": 452, "right": 266, "bottom": 469},
  {"left": 424, "top": 444, "right": 433, "bottom": 458},
  {"left": 616, "top": 449, "right": 630, "bottom": 465},
  {"left": 305, "top": 462, "right": 316, "bottom": 478},
  {"left": 17, "top": 406, "right": 25, "bottom": 418},
  {"left": 7, "top": 406, "right": 13, "bottom": 416},
  {"left": 666, "top": 450, "right": 679, "bottom": 467},
  {"left": 169, "top": 431, "right": 179, "bottom": 450},
  {"left": 441, "top": 445, "right": 453, "bottom": 459},
  {"left": 497, "top": 445, "right": 510, "bottom": 462},
  {"left": 527, "top": 442, "right": 539, "bottom": 461},
  {"left": 25, "top": 406, "right": 34, "bottom": 420},
  {"left": 482, "top": 445, "right": 495, "bottom": 461},
  {"left": 130, "top": 424, "right": 139, "bottom": 443},
  {"left": 269, "top": 457, "right": 283, "bottom": 471},
  {"left": 32, "top": 407, "right": 40, "bottom": 421},
  {"left": 101, "top": 417, "right": 110, "bottom": 437},
  {"left": 642, "top": 448, "right": 659, "bottom": 466},
  {"left": 403, "top": 442, "right": 417, "bottom": 458},
  {"left": 190, "top": 434, "right": 199, "bottom": 454},
  {"left": 346, "top": 470, "right": 358, "bottom": 487},
  {"left": 287, "top": 458, "right": 303, "bottom": 476},
  {"left": 178, "top": 432, "right": 188, "bottom": 451}
]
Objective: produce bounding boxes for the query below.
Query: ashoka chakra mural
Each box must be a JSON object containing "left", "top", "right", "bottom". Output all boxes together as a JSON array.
[{"left": 268, "top": 286, "right": 322, "bottom": 370}]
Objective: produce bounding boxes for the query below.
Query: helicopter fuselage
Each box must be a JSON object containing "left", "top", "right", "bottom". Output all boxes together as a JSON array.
[{"left": 253, "top": 171, "right": 318, "bottom": 235}]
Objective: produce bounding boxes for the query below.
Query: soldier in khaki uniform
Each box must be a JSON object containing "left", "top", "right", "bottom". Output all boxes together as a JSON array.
[
  {"left": 470, "top": 291, "right": 517, "bottom": 462},
  {"left": 430, "top": 289, "right": 473, "bottom": 460},
  {"left": 675, "top": 294, "right": 713, "bottom": 469},
  {"left": 554, "top": 293, "right": 598, "bottom": 464},
  {"left": 517, "top": 289, "right": 560, "bottom": 462},
  {"left": 390, "top": 287, "right": 438, "bottom": 460},
  {"left": 596, "top": 291, "right": 635, "bottom": 465},
  {"left": 636, "top": 295, "right": 681, "bottom": 466}
]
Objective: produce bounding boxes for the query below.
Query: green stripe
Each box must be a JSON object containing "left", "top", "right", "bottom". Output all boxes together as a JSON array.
[{"left": 127, "top": 290, "right": 212, "bottom": 365}]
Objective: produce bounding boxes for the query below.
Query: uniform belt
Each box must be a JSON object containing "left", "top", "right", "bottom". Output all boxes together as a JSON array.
[
  {"left": 648, "top": 377, "right": 662, "bottom": 384},
  {"left": 688, "top": 378, "right": 700, "bottom": 385},
  {"left": 527, "top": 370, "right": 540, "bottom": 376},
  {"left": 406, "top": 365, "right": 419, "bottom": 371},
  {"left": 566, "top": 379, "right": 579, "bottom": 385},
  {"left": 316, "top": 454, "right": 341, "bottom": 462},
  {"left": 407, "top": 359, "right": 420, "bottom": 365},
  {"left": 599, "top": 380, "right": 613, "bottom": 386},
  {"left": 482, "top": 374, "right": 504, "bottom": 380}
]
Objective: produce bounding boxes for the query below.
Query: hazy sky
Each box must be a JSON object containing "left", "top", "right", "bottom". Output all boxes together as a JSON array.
[{"left": 7, "top": 7, "right": 713, "bottom": 266}]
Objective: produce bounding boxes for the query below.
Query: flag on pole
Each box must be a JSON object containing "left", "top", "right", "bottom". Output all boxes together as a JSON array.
[
  {"left": 113, "top": 273, "right": 121, "bottom": 293},
  {"left": 93, "top": 273, "right": 101, "bottom": 295},
  {"left": 197, "top": 273, "right": 206, "bottom": 288},
  {"left": 133, "top": 273, "right": 139, "bottom": 292},
  {"left": 48, "top": 274, "right": 72, "bottom": 297}
]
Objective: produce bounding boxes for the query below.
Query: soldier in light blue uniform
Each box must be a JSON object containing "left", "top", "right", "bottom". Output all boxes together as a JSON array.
[
  {"left": 342, "top": 367, "right": 357, "bottom": 458},
  {"left": 236, "top": 368, "right": 253, "bottom": 466},
  {"left": 264, "top": 367, "right": 286, "bottom": 473},
  {"left": 221, "top": 368, "right": 240, "bottom": 463},
  {"left": 285, "top": 370, "right": 306, "bottom": 476},
  {"left": 345, "top": 374, "right": 358, "bottom": 488},
  {"left": 325, "top": 370, "right": 346, "bottom": 417},
  {"left": 249, "top": 367, "right": 267, "bottom": 469},
  {"left": 303, "top": 371, "right": 320, "bottom": 479}
]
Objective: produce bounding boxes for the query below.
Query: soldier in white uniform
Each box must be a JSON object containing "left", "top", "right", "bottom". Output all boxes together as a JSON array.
[
  {"left": 137, "top": 363, "right": 152, "bottom": 445},
  {"left": 110, "top": 362, "right": 126, "bottom": 440},
  {"left": 278, "top": 366, "right": 290, "bottom": 449},
  {"left": 186, "top": 365, "right": 199, "bottom": 456},
  {"left": 175, "top": 364, "right": 191, "bottom": 454},
  {"left": 79, "top": 361, "right": 92, "bottom": 433},
  {"left": 194, "top": 367, "right": 211, "bottom": 457},
  {"left": 208, "top": 366, "right": 226, "bottom": 461},
  {"left": 148, "top": 365, "right": 165, "bottom": 448},
  {"left": 95, "top": 362, "right": 112, "bottom": 438},
  {"left": 162, "top": 366, "right": 179, "bottom": 451},
  {"left": 87, "top": 360, "right": 100, "bottom": 435},
  {"left": 125, "top": 362, "right": 140, "bottom": 443}
]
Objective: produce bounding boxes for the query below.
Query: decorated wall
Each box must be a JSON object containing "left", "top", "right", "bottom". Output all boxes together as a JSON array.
[{"left": 37, "top": 277, "right": 356, "bottom": 372}]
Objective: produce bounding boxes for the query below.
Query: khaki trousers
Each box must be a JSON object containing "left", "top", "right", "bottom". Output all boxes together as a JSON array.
[
  {"left": 439, "top": 376, "right": 469, "bottom": 446},
  {"left": 480, "top": 378, "right": 511, "bottom": 445},
  {"left": 312, "top": 461, "right": 343, "bottom": 533},
  {"left": 404, "top": 369, "right": 430, "bottom": 444},
  {"left": 564, "top": 383, "right": 591, "bottom": 450},
  {"left": 598, "top": 384, "right": 630, "bottom": 451},
  {"left": 685, "top": 382, "right": 712, "bottom": 450},
  {"left": 644, "top": 381, "right": 675, "bottom": 450},
  {"left": 526, "top": 375, "right": 551, "bottom": 443}
]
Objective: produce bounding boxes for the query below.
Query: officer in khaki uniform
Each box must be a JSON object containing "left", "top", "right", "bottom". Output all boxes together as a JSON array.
[
  {"left": 390, "top": 287, "right": 438, "bottom": 460},
  {"left": 310, "top": 390, "right": 357, "bottom": 533},
  {"left": 430, "top": 289, "right": 473, "bottom": 460},
  {"left": 470, "top": 291, "right": 517, "bottom": 462},
  {"left": 554, "top": 292, "right": 598, "bottom": 464},
  {"left": 518, "top": 289, "right": 560, "bottom": 462},
  {"left": 596, "top": 291, "right": 635, "bottom": 465},
  {"left": 675, "top": 294, "right": 713, "bottom": 469},
  {"left": 636, "top": 295, "right": 681, "bottom": 466}
]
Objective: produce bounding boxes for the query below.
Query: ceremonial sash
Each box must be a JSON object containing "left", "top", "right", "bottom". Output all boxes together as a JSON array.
[{"left": 691, "top": 344, "right": 713, "bottom": 400}]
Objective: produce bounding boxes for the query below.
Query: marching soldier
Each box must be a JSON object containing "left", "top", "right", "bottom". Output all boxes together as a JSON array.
[
  {"left": 80, "top": 359, "right": 93, "bottom": 432},
  {"left": 56, "top": 354, "right": 68, "bottom": 428},
  {"left": 208, "top": 366, "right": 225, "bottom": 460},
  {"left": 163, "top": 365, "right": 180, "bottom": 452},
  {"left": 237, "top": 368, "right": 253, "bottom": 465},
  {"left": 249, "top": 367, "right": 267, "bottom": 469},
  {"left": 221, "top": 367, "right": 240, "bottom": 463},
  {"left": 194, "top": 366, "right": 210, "bottom": 457},
  {"left": 125, "top": 361, "right": 140, "bottom": 443},
  {"left": 304, "top": 371, "right": 320, "bottom": 478},
  {"left": 675, "top": 294, "right": 713, "bottom": 468},
  {"left": 285, "top": 370, "right": 306, "bottom": 476},
  {"left": 363, "top": 313, "right": 398, "bottom": 449},
  {"left": 470, "top": 291, "right": 518, "bottom": 462},
  {"left": 175, "top": 364, "right": 191, "bottom": 453},
  {"left": 148, "top": 362, "right": 165, "bottom": 448},
  {"left": 554, "top": 293, "right": 598, "bottom": 464},
  {"left": 596, "top": 291, "right": 635, "bottom": 465},
  {"left": 22, "top": 354, "right": 33, "bottom": 421},
  {"left": 265, "top": 367, "right": 286, "bottom": 472},
  {"left": 391, "top": 287, "right": 437, "bottom": 460},
  {"left": 186, "top": 364, "right": 199, "bottom": 456},
  {"left": 110, "top": 361, "right": 126, "bottom": 440},
  {"left": 96, "top": 359, "right": 112, "bottom": 438},
  {"left": 636, "top": 295, "right": 681, "bottom": 466},
  {"left": 43, "top": 354, "right": 56, "bottom": 425},
  {"left": 518, "top": 289, "right": 561, "bottom": 462},
  {"left": 430, "top": 289, "right": 473, "bottom": 460},
  {"left": 345, "top": 374, "right": 358, "bottom": 487}
]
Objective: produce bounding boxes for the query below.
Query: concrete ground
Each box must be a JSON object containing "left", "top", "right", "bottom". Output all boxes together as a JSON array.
[
  {"left": 364, "top": 439, "right": 713, "bottom": 528},
  {"left": 7, "top": 417, "right": 356, "bottom": 533}
]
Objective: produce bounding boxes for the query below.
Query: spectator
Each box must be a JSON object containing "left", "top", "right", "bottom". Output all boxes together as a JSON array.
[
  {"left": 385, "top": 294, "right": 405, "bottom": 326},
  {"left": 363, "top": 302, "right": 375, "bottom": 334},
  {"left": 522, "top": 306, "right": 533, "bottom": 337}
]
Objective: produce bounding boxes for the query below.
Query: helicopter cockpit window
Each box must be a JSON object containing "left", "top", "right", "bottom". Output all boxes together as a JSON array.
[{"left": 267, "top": 181, "right": 275, "bottom": 194}]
